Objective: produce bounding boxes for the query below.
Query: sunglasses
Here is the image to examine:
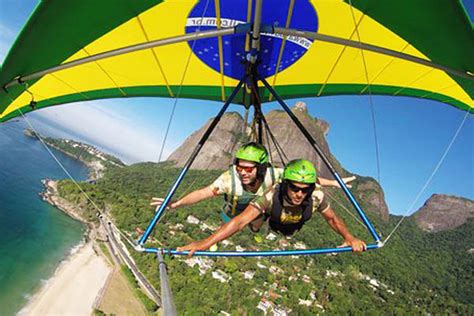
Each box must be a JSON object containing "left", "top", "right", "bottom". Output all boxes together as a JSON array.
[
  {"left": 235, "top": 164, "right": 256, "bottom": 173},
  {"left": 287, "top": 182, "right": 314, "bottom": 194}
]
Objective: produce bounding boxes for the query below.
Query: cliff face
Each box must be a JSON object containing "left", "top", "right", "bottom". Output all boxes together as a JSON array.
[
  {"left": 167, "top": 102, "right": 337, "bottom": 177},
  {"left": 263, "top": 101, "right": 337, "bottom": 179},
  {"left": 167, "top": 112, "right": 245, "bottom": 170},
  {"left": 412, "top": 194, "right": 474, "bottom": 232},
  {"left": 351, "top": 177, "right": 390, "bottom": 222}
]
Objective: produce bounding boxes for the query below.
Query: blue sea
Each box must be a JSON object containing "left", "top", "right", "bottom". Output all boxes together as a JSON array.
[{"left": 0, "top": 120, "right": 88, "bottom": 315}]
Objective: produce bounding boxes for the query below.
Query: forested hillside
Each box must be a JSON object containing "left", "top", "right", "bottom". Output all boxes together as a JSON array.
[{"left": 57, "top": 163, "right": 473, "bottom": 314}]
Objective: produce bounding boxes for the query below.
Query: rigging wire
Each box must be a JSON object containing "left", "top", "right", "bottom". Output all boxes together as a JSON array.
[
  {"left": 348, "top": 1, "right": 384, "bottom": 221},
  {"left": 347, "top": 1, "right": 471, "bottom": 245},
  {"left": 325, "top": 189, "right": 366, "bottom": 228},
  {"left": 156, "top": 0, "right": 212, "bottom": 162},
  {"left": 261, "top": 113, "right": 288, "bottom": 166},
  {"left": 17, "top": 108, "right": 104, "bottom": 213},
  {"left": 250, "top": 78, "right": 288, "bottom": 166},
  {"left": 383, "top": 108, "right": 472, "bottom": 244},
  {"left": 263, "top": 114, "right": 274, "bottom": 163},
  {"left": 16, "top": 83, "right": 143, "bottom": 248}
]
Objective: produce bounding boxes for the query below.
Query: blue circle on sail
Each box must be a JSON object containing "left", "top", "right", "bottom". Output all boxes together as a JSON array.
[{"left": 185, "top": 0, "right": 318, "bottom": 80}]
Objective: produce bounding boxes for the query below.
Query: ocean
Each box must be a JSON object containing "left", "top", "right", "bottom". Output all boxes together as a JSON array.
[{"left": 0, "top": 120, "right": 88, "bottom": 315}]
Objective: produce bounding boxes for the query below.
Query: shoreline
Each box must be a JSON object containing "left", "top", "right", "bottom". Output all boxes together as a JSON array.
[
  {"left": 24, "top": 129, "right": 109, "bottom": 180},
  {"left": 20, "top": 176, "right": 111, "bottom": 314},
  {"left": 18, "top": 242, "right": 111, "bottom": 315},
  {"left": 46, "top": 141, "right": 106, "bottom": 180},
  {"left": 39, "top": 179, "right": 92, "bottom": 225}
]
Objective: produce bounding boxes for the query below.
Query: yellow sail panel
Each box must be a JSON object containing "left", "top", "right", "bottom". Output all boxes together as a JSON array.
[{"left": 315, "top": 0, "right": 361, "bottom": 38}]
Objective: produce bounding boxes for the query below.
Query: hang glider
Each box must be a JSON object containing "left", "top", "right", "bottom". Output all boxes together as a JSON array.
[{"left": 1, "top": 0, "right": 473, "bottom": 258}]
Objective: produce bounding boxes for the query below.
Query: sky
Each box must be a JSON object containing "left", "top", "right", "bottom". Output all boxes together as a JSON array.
[{"left": 0, "top": 0, "right": 472, "bottom": 216}]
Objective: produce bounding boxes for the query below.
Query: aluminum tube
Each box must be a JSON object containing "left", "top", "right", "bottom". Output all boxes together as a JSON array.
[
  {"left": 157, "top": 252, "right": 177, "bottom": 316},
  {"left": 4, "top": 27, "right": 237, "bottom": 89},
  {"left": 251, "top": 0, "right": 263, "bottom": 52},
  {"left": 138, "top": 76, "right": 246, "bottom": 245},
  {"left": 274, "top": 27, "right": 474, "bottom": 81},
  {"left": 145, "top": 243, "right": 380, "bottom": 257}
]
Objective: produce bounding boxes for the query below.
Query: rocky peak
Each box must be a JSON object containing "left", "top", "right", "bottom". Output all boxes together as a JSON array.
[
  {"left": 412, "top": 194, "right": 474, "bottom": 232},
  {"left": 351, "top": 177, "right": 390, "bottom": 222},
  {"left": 166, "top": 103, "right": 335, "bottom": 174},
  {"left": 167, "top": 112, "right": 245, "bottom": 170},
  {"left": 293, "top": 101, "right": 308, "bottom": 113},
  {"left": 293, "top": 102, "right": 329, "bottom": 135},
  {"left": 263, "top": 103, "right": 336, "bottom": 179}
]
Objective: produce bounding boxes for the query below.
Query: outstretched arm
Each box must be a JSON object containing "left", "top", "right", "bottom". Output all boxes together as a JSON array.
[
  {"left": 321, "top": 207, "right": 366, "bottom": 252},
  {"left": 177, "top": 205, "right": 261, "bottom": 257},
  {"left": 150, "top": 186, "right": 216, "bottom": 210},
  {"left": 318, "top": 176, "right": 356, "bottom": 188}
]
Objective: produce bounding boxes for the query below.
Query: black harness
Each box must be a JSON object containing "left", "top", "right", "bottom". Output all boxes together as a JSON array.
[{"left": 268, "top": 183, "right": 313, "bottom": 235}]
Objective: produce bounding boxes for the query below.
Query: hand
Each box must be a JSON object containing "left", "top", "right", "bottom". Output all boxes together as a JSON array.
[
  {"left": 150, "top": 197, "right": 177, "bottom": 210},
  {"left": 341, "top": 176, "right": 356, "bottom": 188},
  {"left": 338, "top": 237, "right": 367, "bottom": 253},
  {"left": 177, "top": 240, "right": 210, "bottom": 258}
]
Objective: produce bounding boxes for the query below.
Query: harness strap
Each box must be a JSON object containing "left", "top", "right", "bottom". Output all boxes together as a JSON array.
[
  {"left": 225, "top": 166, "right": 277, "bottom": 217},
  {"left": 230, "top": 165, "right": 236, "bottom": 197},
  {"left": 269, "top": 165, "right": 275, "bottom": 184},
  {"left": 231, "top": 195, "right": 238, "bottom": 216},
  {"left": 229, "top": 165, "right": 237, "bottom": 215},
  {"left": 270, "top": 184, "right": 313, "bottom": 225}
]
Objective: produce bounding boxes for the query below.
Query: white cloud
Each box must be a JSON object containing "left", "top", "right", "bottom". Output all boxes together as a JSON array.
[
  {"left": 0, "top": 22, "right": 16, "bottom": 64},
  {"left": 30, "top": 101, "right": 172, "bottom": 164}
]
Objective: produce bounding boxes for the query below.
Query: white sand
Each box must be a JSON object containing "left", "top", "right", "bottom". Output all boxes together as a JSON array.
[{"left": 19, "top": 242, "right": 111, "bottom": 316}]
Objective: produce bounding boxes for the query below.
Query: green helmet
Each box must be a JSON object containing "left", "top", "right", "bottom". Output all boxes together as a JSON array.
[
  {"left": 235, "top": 142, "right": 269, "bottom": 164},
  {"left": 283, "top": 159, "right": 317, "bottom": 184}
]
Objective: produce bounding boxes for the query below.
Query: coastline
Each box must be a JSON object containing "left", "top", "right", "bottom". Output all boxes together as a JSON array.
[
  {"left": 46, "top": 141, "right": 107, "bottom": 180},
  {"left": 18, "top": 134, "right": 152, "bottom": 315},
  {"left": 39, "top": 179, "right": 94, "bottom": 226},
  {"left": 20, "top": 175, "right": 112, "bottom": 314},
  {"left": 18, "top": 242, "right": 111, "bottom": 315},
  {"left": 24, "top": 129, "right": 109, "bottom": 180}
]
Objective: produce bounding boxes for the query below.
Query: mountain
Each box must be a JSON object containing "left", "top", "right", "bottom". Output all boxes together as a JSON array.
[
  {"left": 412, "top": 194, "right": 474, "bottom": 232},
  {"left": 167, "top": 102, "right": 338, "bottom": 177},
  {"left": 167, "top": 112, "right": 246, "bottom": 170},
  {"left": 167, "top": 101, "right": 389, "bottom": 220},
  {"left": 262, "top": 101, "right": 337, "bottom": 179}
]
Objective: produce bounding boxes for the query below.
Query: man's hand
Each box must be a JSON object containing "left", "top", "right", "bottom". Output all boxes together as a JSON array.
[
  {"left": 341, "top": 176, "right": 356, "bottom": 188},
  {"left": 338, "top": 237, "right": 367, "bottom": 253},
  {"left": 177, "top": 240, "right": 210, "bottom": 258},
  {"left": 150, "top": 197, "right": 178, "bottom": 210},
  {"left": 321, "top": 176, "right": 357, "bottom": 188},
  {"left": 176, "top": 205, "right": 260, "bottom": 258}
]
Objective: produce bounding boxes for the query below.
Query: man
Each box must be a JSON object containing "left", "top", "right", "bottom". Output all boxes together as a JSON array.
[
  {"left": 151, "top": 142, "right": 355, "bottom": 223},
  {"left": 177, "top": 159, "right": 367, "bottom": 256}
]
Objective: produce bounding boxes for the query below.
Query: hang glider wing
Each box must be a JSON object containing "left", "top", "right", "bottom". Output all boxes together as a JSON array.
[{"left": 0, "top": 0, "right": 472, "bottom": 122}]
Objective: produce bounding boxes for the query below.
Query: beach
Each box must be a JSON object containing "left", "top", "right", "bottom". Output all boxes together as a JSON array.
[
  {"left": 19, "top": 242, "right": 111, "bottom": 315},
  {"left": 20, "top": 176, "right": 150, "bottom": 315},
  {"left": 19, "top": 179, "right": 113, "bottom": 315}
]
